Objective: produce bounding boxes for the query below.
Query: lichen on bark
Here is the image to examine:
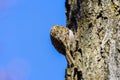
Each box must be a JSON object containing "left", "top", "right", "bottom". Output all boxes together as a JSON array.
[{"left": 50, "top": 0, "right": 120, "bottom": 80}]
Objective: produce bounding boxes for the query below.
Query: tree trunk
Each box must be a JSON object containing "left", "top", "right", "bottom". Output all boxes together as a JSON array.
[{"left": 50, "top": 0, "right": 120, "bottom": 80}]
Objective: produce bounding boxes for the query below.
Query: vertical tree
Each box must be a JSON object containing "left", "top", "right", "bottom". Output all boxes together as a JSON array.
[{"left": 50, "top": 0, "right": 120, "bottom": 80}]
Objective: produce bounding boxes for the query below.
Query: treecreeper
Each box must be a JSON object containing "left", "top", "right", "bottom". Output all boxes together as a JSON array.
[{"left": 50, "top": 25, "right": 76, "bottom": 67}]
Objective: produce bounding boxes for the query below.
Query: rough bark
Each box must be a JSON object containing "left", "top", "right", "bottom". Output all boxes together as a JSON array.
[{"left": 50, "top": 0, "right": 120, "bottom": 80}]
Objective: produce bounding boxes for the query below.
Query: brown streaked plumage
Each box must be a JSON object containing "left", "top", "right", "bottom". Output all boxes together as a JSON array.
[{"left": 50, "top": 25, "right": 75, "bottom": 66}]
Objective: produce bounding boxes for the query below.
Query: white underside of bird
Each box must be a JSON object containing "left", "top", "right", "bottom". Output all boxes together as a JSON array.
[{"left": 69, "top": 30, "right": 74, "bottom": 42}]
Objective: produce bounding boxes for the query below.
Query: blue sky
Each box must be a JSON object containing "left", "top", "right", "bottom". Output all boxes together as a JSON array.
[{"left": 0, "top": 0, "right": 67, "bottom": 80}]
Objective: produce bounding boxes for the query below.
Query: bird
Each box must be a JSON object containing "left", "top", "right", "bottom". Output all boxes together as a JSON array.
[{"left": 50, "top": 25, "right": 75, "bottom": 66}]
